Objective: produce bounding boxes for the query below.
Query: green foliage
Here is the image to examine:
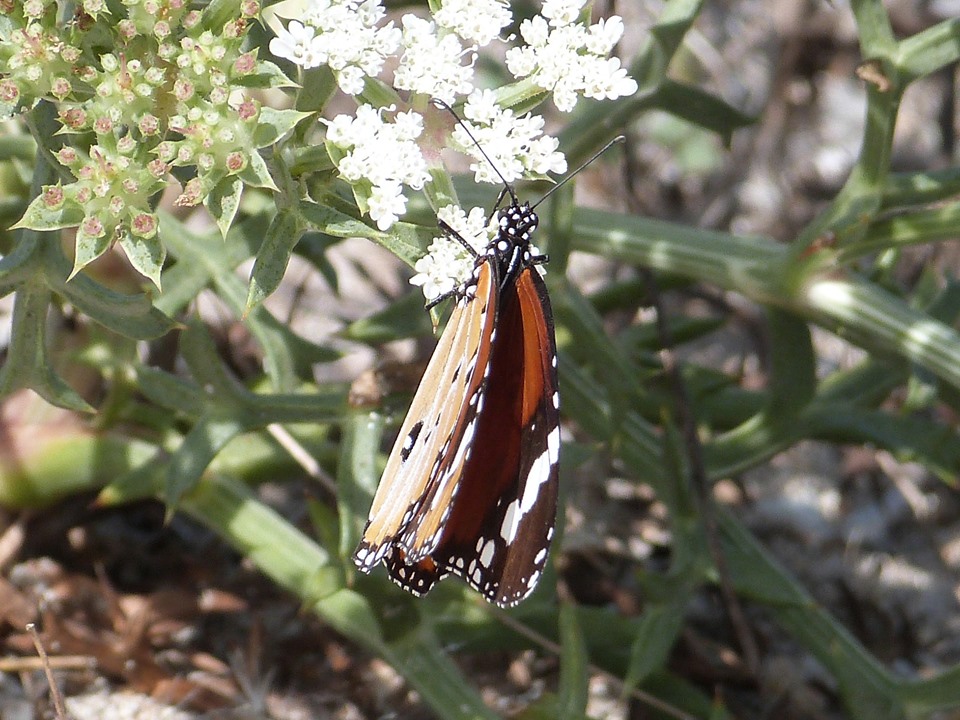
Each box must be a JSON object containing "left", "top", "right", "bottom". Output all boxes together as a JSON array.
[{"left": 2, "top": 2, "right": 960, "bottom": 720}]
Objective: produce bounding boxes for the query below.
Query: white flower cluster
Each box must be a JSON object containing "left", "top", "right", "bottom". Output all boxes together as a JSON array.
[
  {"left": 269, "top": 0, "right": 636, "bottom": 236},
  {"left": 393, "top": 16, "right": 476, "bottom": 105},
  {"left": 270, "top": 0, "right": 635, "bottom": 112},
  {"left": 452, "top": 89, "right": 567, "bottom": 184},
  {"left": 268, "top": 0, "right": 401, "bottom": 95},
  {"left": 409, "top": 205, "right": 492, "bottom": 303},
  {"left": 433, "top": 0, "right": 512, "bottom": 46},
  {"left": 506, "top": 0, "right": 638, "bottom": 112},
  {"left": 325, "top": 105, "right": 431, "bottom": 230},
  {"left": 392, "top": 0, "right": 514, "bottom": 104}
]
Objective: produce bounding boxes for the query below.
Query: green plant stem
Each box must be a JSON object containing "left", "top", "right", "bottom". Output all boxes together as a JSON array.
[
  {"left": 571, "top": 207, "right": 960, "bottom": 395},
  {"left": 802, "top": 277, "right": 960, "bottom": 390}
]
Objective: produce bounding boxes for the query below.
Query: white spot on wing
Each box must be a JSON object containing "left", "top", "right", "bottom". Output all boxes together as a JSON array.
[
  {"left": 450, "top": 419, "right": 475, "bottom": 470},
  {"left": 547, "top": 425, "right": 560, "bottom": 463},
  {"left": 522, "top": 448, "right": 553, "bottom": 512},
  {"left": 500, "top": 437, "right": 557, "bottom": 545},
  {"left": 479, "top": 539, "right": 495, "bottom": 568},
  {"left": 500, "top": 500, "right": 520, "bottom": 543}
]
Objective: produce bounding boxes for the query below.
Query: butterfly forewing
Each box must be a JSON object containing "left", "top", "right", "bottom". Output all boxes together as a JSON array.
[
  {"left": 396, "top": 261, "right": 500, "bottom": 561},
  {"left": 429, "top": 265, "right": 560, "bottom": 606},
  {"left": 353, "top": 263, "right": 497, "bottom": 575}
]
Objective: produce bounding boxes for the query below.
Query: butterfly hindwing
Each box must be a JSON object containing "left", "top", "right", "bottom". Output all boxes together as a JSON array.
[
  {"left": 383, "top": 547, "right": 448, "bottom": 597},
  {"left": 490, "top": 267, "right": 560, "bottom": 604}
]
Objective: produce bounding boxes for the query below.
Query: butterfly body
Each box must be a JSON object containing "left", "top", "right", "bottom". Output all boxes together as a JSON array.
[{"left": 354, "top": 200, "right": 560, "bottom": 607}]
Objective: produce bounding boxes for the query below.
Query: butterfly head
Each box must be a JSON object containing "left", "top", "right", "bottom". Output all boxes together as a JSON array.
[{"left": 486, "top": 201, "right": 546, "bottom": 285}]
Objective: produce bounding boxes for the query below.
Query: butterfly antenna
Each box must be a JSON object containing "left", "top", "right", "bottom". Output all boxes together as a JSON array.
[
  {"left": 432, "top": 98, "right": 520, "bottom": 206},
  {"left": 530, "top": 135, "right": 625, "bottom": 211}
]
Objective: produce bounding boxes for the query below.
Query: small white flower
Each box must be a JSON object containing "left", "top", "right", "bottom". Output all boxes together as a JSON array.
[
  {"left": 338, "top": 65, "right": 365, "bottom": 95},
  {"left": 505, "top": 3, "right": 637, "bottom": 112},
  {"left": 409, "top": 254, "right": 456, "bottom": 302},
  {"left": 324, "top": 105, "right": 431, "bottom": 230},
  {"left": 268, "top": 20, "right": 325, "bottom": 69},
  {"left": 586, "top": 16, "right": 624, "bottom": 54},
  {"left": 394, "top": 15, "right": 475, "bottom": 105},
  {"left": 520, "top": 14, "right": 551, "bottom": 46},
  {"left": 541, "top": 0, "right": 584, "bottom": 26},
  {"left": 393, "top": 109, "right": 424, "bottom": 141},
  {"left": 357, "top": 0, "right": 384, "bottom": 26},
  {"left": 433, "top": 0, "right": 512, "bottom": 46},
  {"left": 368, "top": 180, "right": 407, "bottom": 230},
  {"left": 462, "top": 89, "right": 500, "bottom": 124},
  {"left": 410, "top": 205, "right": 493, "bottom": 302},
  {"left": 451, "top": 89, "right": 567, "bottom": 184},
  {"left": 324, "top": 113, "right": 355, "bottom": 146},
  {"left": 552, "top": 77, "right": 579, "bottom": 113},
  {"left": 336, "top": 153, "right": 366, "bottom": 182},
  {"left": 583, "top": 57, "right": 638, "bottom": 101},
  {"left": 504, "top": 47, "right": 537, "bottom": 78}
]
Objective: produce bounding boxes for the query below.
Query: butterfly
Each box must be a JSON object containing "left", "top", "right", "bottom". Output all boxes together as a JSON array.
[
  {"left": 352, "top": 199, "right": 559, "bottom": 607},
  {"left": 352, "top": 136, "right": 562, "bottom": 607}
]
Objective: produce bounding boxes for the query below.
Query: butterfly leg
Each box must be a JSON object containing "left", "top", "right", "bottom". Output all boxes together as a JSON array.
[
  {"left": 425, "top": 290, "right": 455, "bottom": 310},
  {"left": 438, "top": 220, "right": 481, "bottom": 259}
]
